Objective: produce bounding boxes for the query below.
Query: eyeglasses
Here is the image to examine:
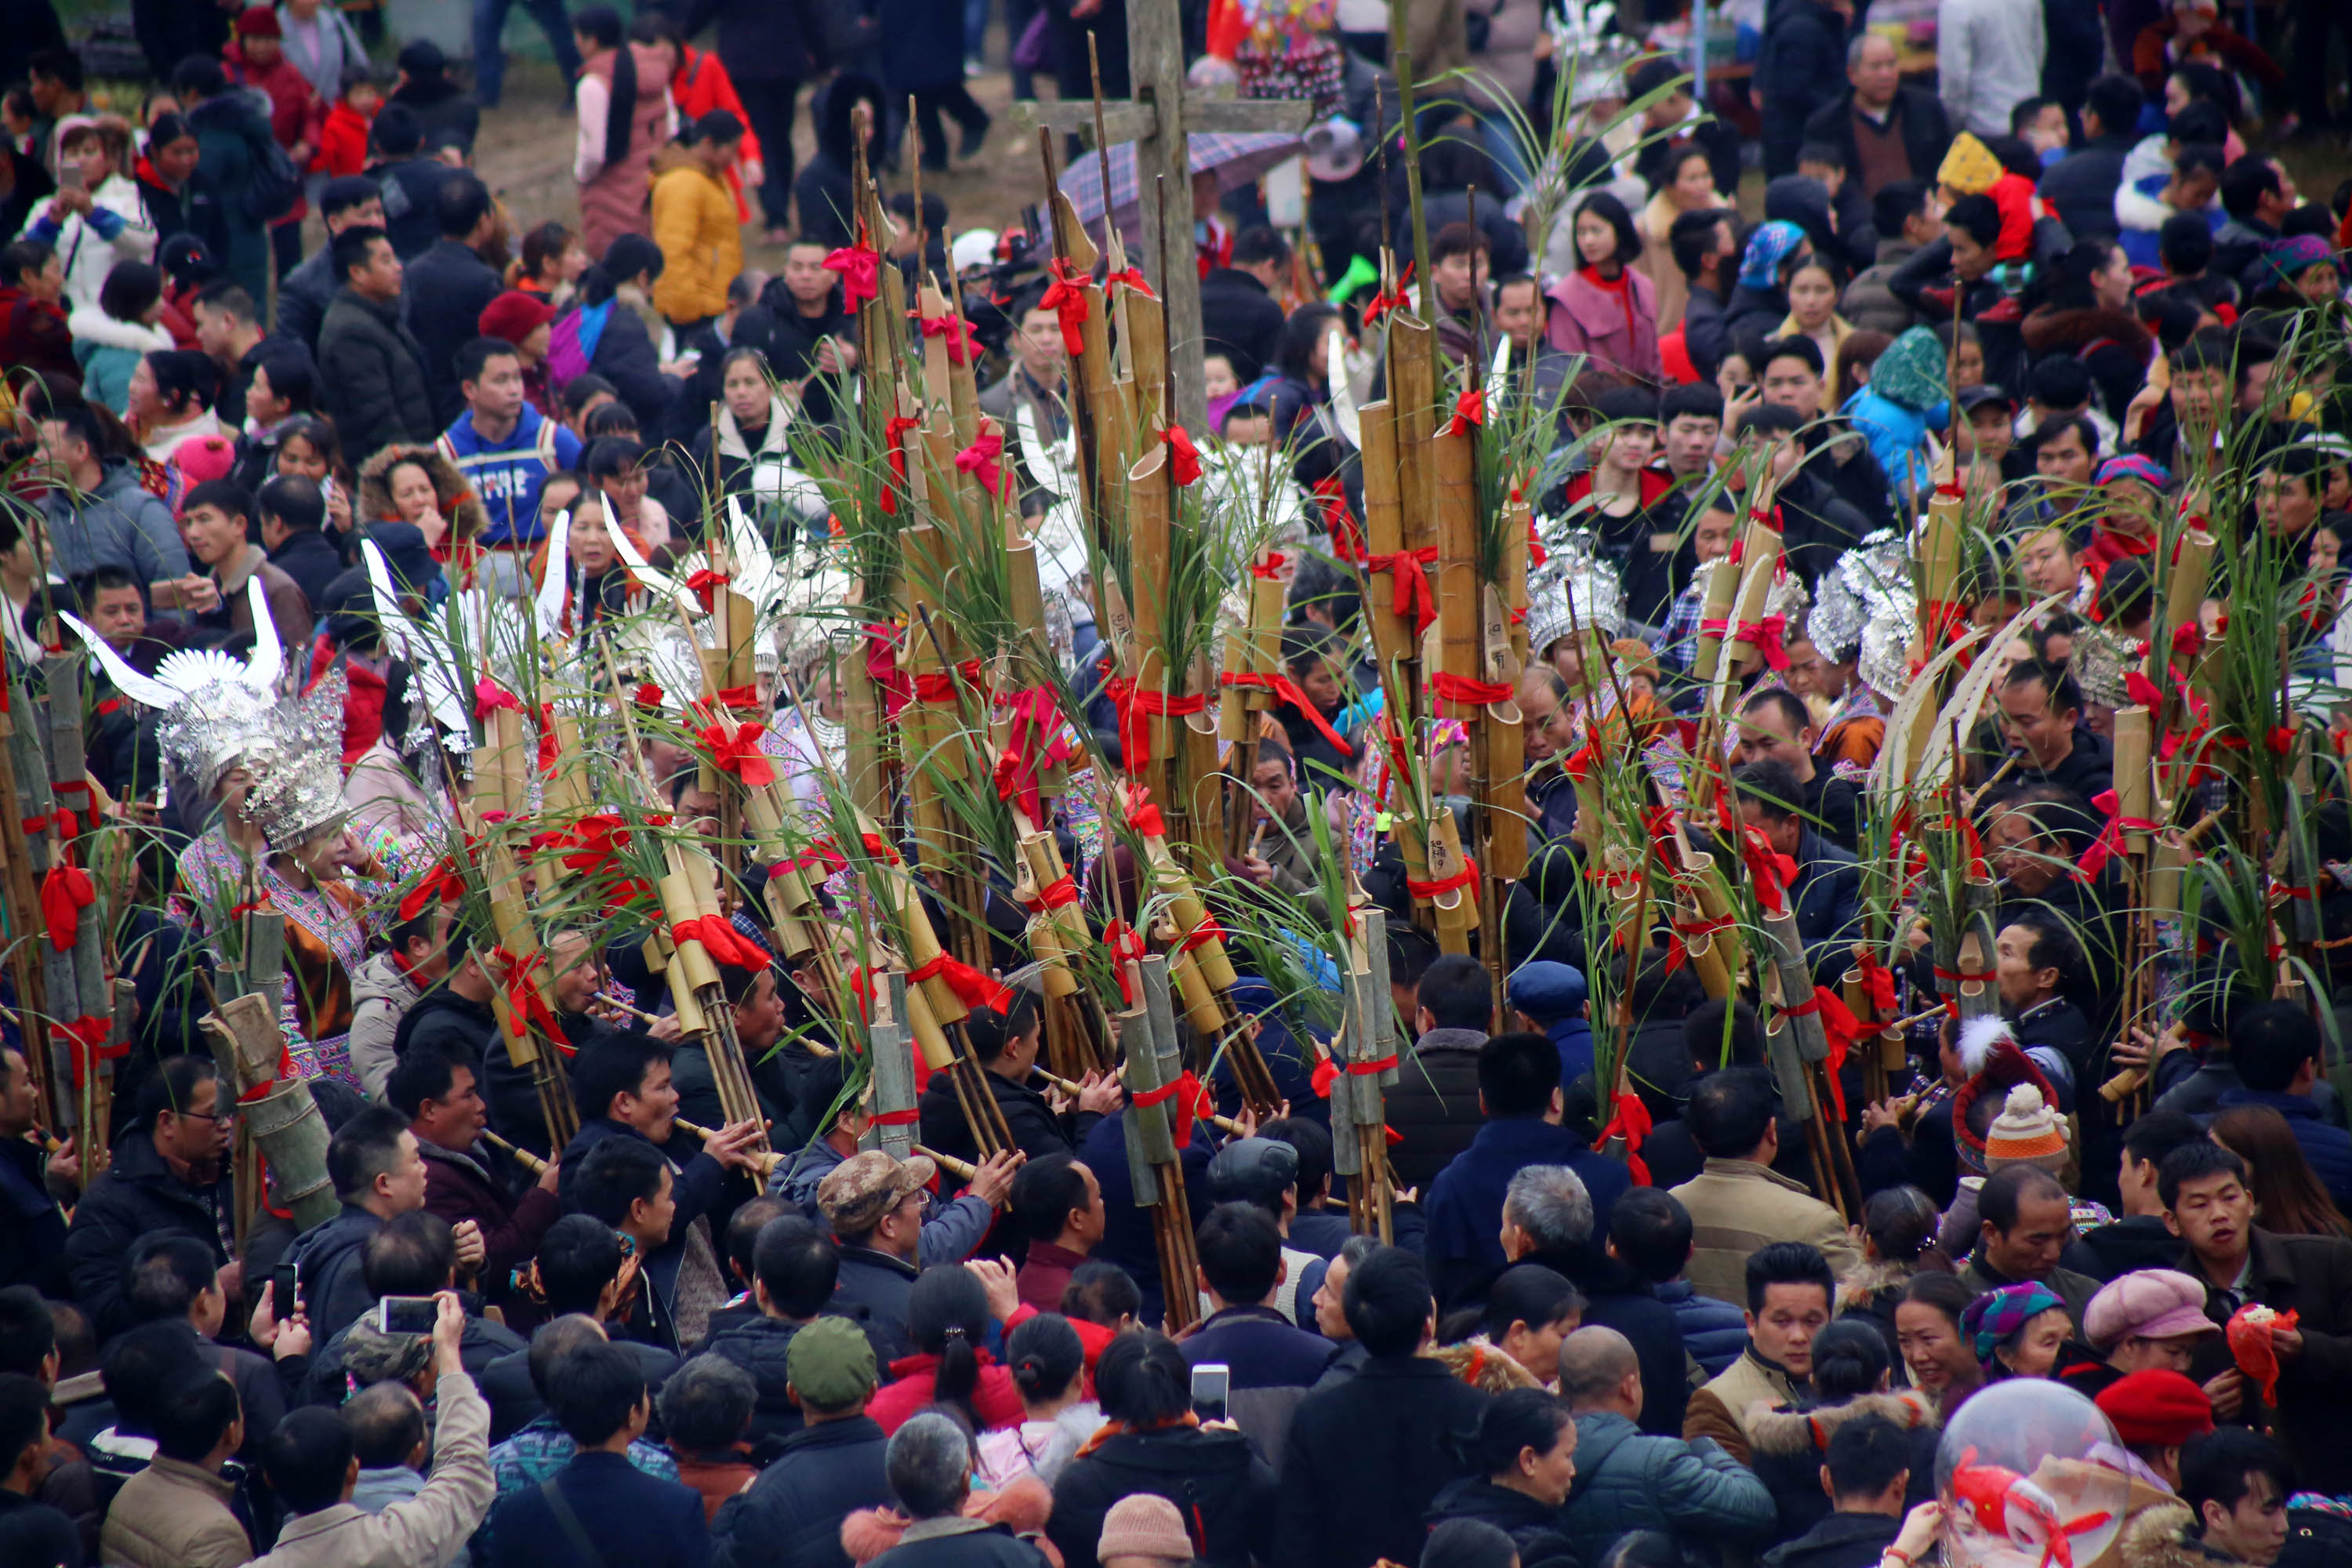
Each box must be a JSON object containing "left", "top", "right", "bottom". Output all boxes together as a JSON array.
[{"left": 170, "top": 1106, "right": 238, "bottom": 1127}]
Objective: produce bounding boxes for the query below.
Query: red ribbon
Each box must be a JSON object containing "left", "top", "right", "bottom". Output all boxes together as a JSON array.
[
  {"left": 1131, "top": 1069, "right": 1211, "bottom": 1149},
  {"left": 699, "top": 720, "right": 778, "bottom": 789},
  {"left": 1218, "top": 671, "right": 1352, "bottom": 758},
  {"left": 1248, "top": 554, "right": 1287, "bottom": 581},
  {"left": 1361, "top": 262, "right": 1413, "bottom": 328},
  {"left": 1104, "top": 266, "right": 1156, "bottom": 298},
  {"left": 396, "top": 858, "right": 467, "bottom": 922},
  {"left": 1407, "top": 857, "right": 1482, "bottom": 905},
  {"left": 1124, "top": 792, "right": 1168, "bottom": 840},
  {"left": 880, "top": 414, "right": 922, "bottom": 517},
  {"left": 1445, "top": 388, "right": 1484, "bottom": 437},
  {"left": 1369, "top": 546, "right": 1439, "bottom": 636},
  {"left": 1172, "top": 914, "right": 1229, "bottom": 958},
  {"left": 633, "top": 682, "right": 666, "bottom": 710},
  {"left": 685, "top": 568, "right": 731, "bottom": 612},
  {"left": 916, "top": 309, "right": 974, "bottom": 365},
  {"left": 1856, "top": 950, "right": 1897, "bottom": 1018},
  {"left": 1107, "top": 679, "right": 1210, "bottom": 773},
  {"left": 1041, "top": 258, "right": 1091, "bottom": 356},
  {"left": 1599, "top": 1091, "right": 1653, "bottom": 1185},
  {"left": 39, "top": 858, "right": 93, "bottom": 952},
  {"left": 909, "top": 949, "right": 1012, "bottom": 1012},
  {"left": 1103, "top": 919, "right": 1149, "bottom": 1004},
  {"left": 672, "top": 913, "right": 760, "bottom": 972},
  {"left": 2125, "top": 671, "right": 2164, "bottom": 710},
  {"left": 1431, "top": 670, "right": 1514, "bottom": 717},
  {"left": 474, "top": 677, "right": 524, "bottom": 720},
  {"left": 823, "top": 243, "right": 880, "bottom": 311},
  {"left": 714, "top": 684, "right": 764, "bottom": 715},
  {"left": 1739, "top": 826, "right": 1799, "bottom": 916},
  {"left": 58, "top": 1014, "right": 123, "bottom": 1089},
  {"left": 2078, "top": 788, "right": 2160, "bottom": 877},
  {"left": 993, "top": 684, "right": 1077, "bottom": 824},
  {"left": 489, "top": 946, "right": 568, "bottom": 1051},
  {"left": 954, "top": 430, "right": 1011, "bottom": 499},
  {"left": 1777, "top": 985, "right": 1857, "bottom": 1117},
  {"left": 777, "top": 840, "right": 848, "bottom": 878},
  {"left": 1165, "top": 425, "right": 1201, "bottom": 487}
]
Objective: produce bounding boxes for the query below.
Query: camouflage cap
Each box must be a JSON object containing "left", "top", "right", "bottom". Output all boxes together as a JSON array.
[
  {"left": 336, "top": 1318, "right": 434, "bottom": 1388},
  {"left": 785, "top": 1314, "right": 879, "bottom": 1412},
  {"left": 815, "top": 1149, "right": 935, "bottom": 1236}
]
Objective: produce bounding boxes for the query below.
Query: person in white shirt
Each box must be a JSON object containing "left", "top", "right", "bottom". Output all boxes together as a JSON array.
[{"left": 1938, "top": 0, "right": 2049, "bottom": 138}]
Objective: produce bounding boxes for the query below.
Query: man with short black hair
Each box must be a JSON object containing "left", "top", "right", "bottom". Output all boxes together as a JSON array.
[
  {"left": 390, "top": 1051, "right": 563, "bottom": 1309},
  {"left": 1671, "top": 1074, "right": 1858, "bottom": 1308},
  {"left": 440, "top": 336, "right": 583, "bottom": 551},
  {"left": 1201, "top": 225, "right": 1289, "bottom": 385},
  {"left": 64, "top": 1058, "right": 239, "bottom": 1338},
  {"left": 1735, "top": 688, "right": 1863, "bottom": 849},
  {"left": 1184, "top": 1202, "right": 1338, "bottom": 1389},
  {"left": 1759, "top": 1413, "right": 1915, "bottom": 1568},
  {"left": 99, "top": 1366, "right": 249, "bottom": 1567},
  {"left": 256, "top": 473, "right": 340, "bottom": 610},
  {"left": 708, "top": 1315, "right": 894, "bottom": 1568},
  {"left": 191, "top": 278, "right": 306, "bottom": 425},
  {"left": 318, "top": 223, "right": 436, "bottom": 456},
  {"left": 405, "top": 174, "right": 506, "bottom": 425},
  {"left": 172, "top": 477, "right": 315, "bottom": 652},
  {"left": 1998, "top": 659, "right": 2114, "bottom": 800},
  {"left": 1845, "top": 180, "right": 1942, "bottom": 332},
  {"left": 366, "top": 102, "right": 459, "bottom": 261},
  {"left": 120, "top": 1232, "right": 296, "bottom": 1467},
  {"left": 32, "top": 402, "right": 188, "bottom": 586},
  {"left": 0, "top": 1050, "right": 68, "bottom": 1296},
  {"left": 278, "top": 176, "right": 390, "bottom": 350},
  {"left": 1274, "top": 1247, "right": 1493, "bottom": 1568},
  {"left": 701, "top": 1215, "right": 855, "bottom": 1439},
  {"left": 2213, "top": 1001, "right": 2352, "bottom": 1207},
  {"left": 0, "top": 1370, "right": 77, "bottom": 1567},
  {"left": 285, "top": 1105, "right": 434, "bottom": 1341},
  {"left": 2082, "top": 1112, "right": 2205, "bottom": 1279},
  {"left": 1995, "top": 916, "right": 2096, "bottom": 1087},
  {"left": 2037, "top": 75, "right": 2143, "bottom": 240},
  {"left": 1010, "top": 1152, "right": 1105, "bottom": 1312},
  {"left": 1668, "top": 211, "right": 1738, "bottom": 380},
  {"left": 1962, "top": 1164, "right": 2102, "bottom": 1328},
  {"left": 250, "top": 1292, "right": 495, "bottom": 1566},
  {"left": 1730, "top": 761, "right": 1865, "bottom": 985},
  {"left": 2166, "top": 1428, "right": 2292, "bottom": 1567},
  {"left": 1387, "top": 954, "right": 1496, "bottom": 1191},
  {"left": 1683, "top": 1242, "right": 1836, "bottom": 1465}
]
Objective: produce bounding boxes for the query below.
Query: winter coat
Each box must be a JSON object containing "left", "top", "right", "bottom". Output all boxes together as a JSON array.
[
  {"left": 1843, "top": 238, "right": 1924, "bottom": 335},
  {"left": 1424, "top": 1120, "right": 1632, "bottom": 1308},
  {"left": 918, "top": 1066, "right": 1096, "bottom": 1169},
  {"left": 1682, "top": 1344, "right": 1802, "bottom": 1468},
  {"left": 2020, "top": 304, "right": 2154, "bottom": 426},
  {"left": 347, "top": 950, "right": 421, "bottom": 1098},
  {"left": 2182, "top": 1228, "right": 2352, "bottom": 1492},
  {"left": 1755, "top": 0, "right": 1853, "bottom": 176},
  {"left": 372, "top": 154, "right": 458, "bottom": 260},
  {"left": 1746, "top": 1391, "right": 1940, "bottom": 1541},
  {"left": 2038, "top": 137, "right": 2136, "bottom": 241},
  {"left": 98, "top": 1454, "right": 251, "bottom": 1568},
  {"left": 62, "top": 1124, "right": 236, "bottom": 1337},
  {"left": 438, "top": 403, "right": 579, "bottom": 548},
  {"left": 833, "top": 1246, "right": 922, "bottom": 1366},
  {"left": 278, "top": 245, "right": 341, "bottom": 350},
  {"left": 278, "top": 1, "right": 370, "bottom": 103},
  {"left": 0, "top": 1137, "right": 66, "bottom": 1298},
  {"left": 286, "top": 1201, "right": 387, "bottom": 1344},
  {"left": 1672, "top": 1157, "right": 1861, "bottom": 1308},
  {"left": 1802, "top": 89, "right": 1952, "bottom": 198},
  {"left": 225, "top": 40, "right": 325, "bottom": 223},
  {"left": 18, "top": 172, "right": 158, "bottom": 314},
  {"left": 1384, "top": 1028, "right": 1490, "bottom": 1192},
  {"left": 1557, "top": 1410, "right": 1778, "bottom": 1566},
  {"left": 483, "top": 1448, "right": 708, "bottom": 1568},
  {"left": 0, "top": 281, "right": 76, "bottom": 385},
  {"left": 1762, "top": 1511, "right": 1907, "bottom": 1568},
  {"left": 67, "top": 307, "right": 173, "bottom": 414},
  {"left": 575, "top": 45, "right": 676, "bottom": 256},
  {"left": 1050, "top": 1425, "right": 1279, "bottom": 1568},
  {"left": 682, "top": 0, "right": 828, "bottom": 85},
  {"left": 402, "top": 238, "right": 506, "bottom": 427},
  {"left": 578, "top": 291, "right": 681, "bottom": 434},
  {"left": 2210, "top": 1091, "right": 2352, "bottom": 1207},
  {"left": 1938, "top": 0, "right": 2048, "bottom": 137},
  {"left": 249, "top": 1372, "right": 493, "bottom": 1567},
  {"left": 840, "top": 1479, "right": 1056, "bottom": 1568},
  {"left": 867, "top": 1351, "right": 1026, "bottom": 1435},
  {"left": 314, "top": 101, "right": 370, "bottom": 178},
  {"left": 389, "top": 77, "right": 480, "bottom": 156},
  {"left": 685, "top": 395, "right": 800, "bottom": 523},
  {"left": 1425, "top": 1478, "right": 1579, "bottom": 1568},
  {"left": 318, "top": 286, "right": 437, "bottom": 458},
  {"left": 793, "top": 77, "right": 886, "bottom": 251},
  {"left": 183, "top": 94, "right": 277, "bottom": 305},
  {"left": 419, "top": 1138, "right": 562, "bottom": 1301},
  {"left": 879, "top": 0, "right": 975, "bottom": 93},
  {"left": 709, "top": 1415, "right": 895, "bottom": 1568},
  {"left": 769, "top": 1138, "right": 997, "bottom": 1269},
  {"left": 1657, "top": 1279, "right": 1753, "bottom": 1377},
  {"left": 357, "top": 441, "right": 491, "bottom": 556},
  {"left": 480, "top": 1340, "right": 679, "bottom": 1443},
  {"left": 1181, "top": 1304, "right": 1340, "bottom": 1388},
  {"left": 1544, "top": 266, "right": 1661, "bottom": 381},
  {"left": 862, "top": 1519, "right": 1049, "bottom": 1568},
  {"left": 2114, "top": 1498, "right": 2243, "bottom": 1568},
  {"left": 651, "top": 162, "right": 741, "bottom": 325},
  {"left": 1554, "top": 1257, "right": 1694, "bottom": 1437},
  {"left": 1199, "top": 267, "right": 1287, "bottom": 385},
  {"left": 701, "top": 1316, "right": 815, "bottom": 1440},
  {"left": 1271, "top": 1356, "right": 1492, "bottom": 1568}
]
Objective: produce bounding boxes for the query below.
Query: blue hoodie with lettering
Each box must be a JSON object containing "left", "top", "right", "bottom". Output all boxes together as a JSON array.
[{"left": 437, "top": 402, "right": 583, "bottom": 547}]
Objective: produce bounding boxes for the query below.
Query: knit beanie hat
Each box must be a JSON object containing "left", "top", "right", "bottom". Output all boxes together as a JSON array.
[
  {"left": 2096, "top": 1369, "right": 2215, "bottom": 1450},
  {"left": 1951, "top": 1018, "right": 2062, "bottom": 1175},
  {"left": 1870, "top": 326, "right": 1947, "bottom": 413},
  {"left": 1983, "top": 1082, "right": 2069, "bottom": 1174},
  {"left": 1099, "top": 1494, "right": 1192, "bottom": 1563}
]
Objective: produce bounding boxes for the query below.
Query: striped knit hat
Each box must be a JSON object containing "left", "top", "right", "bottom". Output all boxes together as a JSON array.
[{"left": 1983, "top": 1082, "right": 2069, "bottom": 1174}]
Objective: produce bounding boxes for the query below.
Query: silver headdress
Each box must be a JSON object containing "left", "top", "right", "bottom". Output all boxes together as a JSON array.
[
  {"left": 1809, "top": 532, "right": 1912, "bottom": 664},
  {"left": 2071, "top": 619, "right": 2133, "bottom": 710},
  {"left": 1526, "top": 532, "right": 1624, "bottom": 655},
  {"left": 1858, "top": 585, "right": 1920, "bottom": 699},
  {"left": 237, "top": 666, "right": 350, "bottom": 849},
  {"left": 1764, "top": 568, "right": 1810, "bottom": 647},
  {"left": 62, "top": 576, "right": 284, "bottom": 795}
]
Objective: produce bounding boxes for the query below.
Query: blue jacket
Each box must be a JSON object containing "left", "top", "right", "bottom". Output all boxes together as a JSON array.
[
  {"left": 1180, "top": 1303, "right": 1340, "bottom": 1388},
  {"left": 1421, "top": 1118, "right": 1631, "bottom": 1307},
  {"left": 440, "top": 404, "right": 583, "bottom": 546},
  {"left": 2212, "top": 1088, "right": 2352, "bottom": 1209},
  {"left": 1791, "top": 829, "right": 1865, "bottom": 987},
  {"left": 558, "top": 1118, "right": 732, "bottom": 1353},
  {"left": 487, "top": 1448, "right": 710, "bottom": 1568},
  {"left": 1548, "top": 1017, "right": 1595, "bottom": 1094},
  {"left": 1655, "top": 1279, "right": 1750, "bottom": 1377},
  {"left": 1839, "top": 387, "right": 1948, "bottom": 503}
]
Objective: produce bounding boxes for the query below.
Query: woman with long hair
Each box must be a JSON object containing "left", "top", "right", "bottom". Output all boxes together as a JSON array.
[
  {"left": 976, "top": 1312, "right": 1102, "bottom": 1490},
  {"left": 1746, "top": 1319, "right": 1939, "bottom": 1541},
  {"left": 561, "top": 232, "right": 681, "bottom": 434},
  {"left": 1046, "top": 1330, "right": 1279, "bottom": 1568},
  {"left": 1777, "top": 256, "right": 1857, "bottom": 405},
  {"left": 1544, "top": 191, "right": 1661, "bottom": 381},
  {"left": 865, "top": 1265, "right": 1024, "bottom": 1436},
  {"left": 571, "top": 5, "right": 676, "bottom": 256},
  {"left": 274, "top": 415, "right": 356, "bottom": 534},
  {"left": 1839, "top": 1185, "right": 1947, "bottom": 1365},
  {"left": 1637, "top": 140, "right": 1734, "bottom": 335},
  {"left": 2211, "top": 1105, "right": 2352, "bottom": 1238},
  {"left": 1425, "top": 1389, "right": 1581, "bottom": 1568}
]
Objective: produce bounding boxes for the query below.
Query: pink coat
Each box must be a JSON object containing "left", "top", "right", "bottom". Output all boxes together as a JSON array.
[
  {"left": 1544, "top": 266, "right": 1662, "bottom": 382},
  {"left": 576, "top": 44, "right": 674, "bottom": 257}
]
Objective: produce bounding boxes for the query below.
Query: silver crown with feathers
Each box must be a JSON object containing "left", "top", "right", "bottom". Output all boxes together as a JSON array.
[
  {"left": 2071, "top": 619, "right": 2134, "bottom": 710},
  {"left": 1526, "top": 532, "right": 1624, "bottom": 655}
]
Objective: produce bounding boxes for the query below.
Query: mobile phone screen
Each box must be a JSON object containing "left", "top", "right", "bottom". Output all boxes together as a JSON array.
[
  {"left": 377, "top": 1296, "right": 439, "bottom": 1336},
  {"left": 1190, "top": 1363, "right": 1229, "bottom": 1425}
]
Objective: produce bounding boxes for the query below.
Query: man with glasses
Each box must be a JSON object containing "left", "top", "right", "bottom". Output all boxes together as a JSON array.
[{"left": 64, "top": 1058, "right": 239, "bottom": 1338}]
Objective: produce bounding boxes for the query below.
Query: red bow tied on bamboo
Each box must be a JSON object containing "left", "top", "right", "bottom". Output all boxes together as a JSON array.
[
  {"left": 2124, "top": 670, "right": 2164, "bottom": 710},
  {"left": 823, "top": 242, "right": 880, "bottom": 311},
  {"left": 954, "top": 430, "right": 1013, "bottom": 499},
  {"left": 1248, "top": 554, "right": 1287, "bottom": 580},
  {"left": 1856, "top": 949, "right": 1898, "bottom": 1018},
  {"left": 1218, "top": 671, "right": 1352, "bottom": 757},
  {"left": 714, "top": 684, "right": 764, "bottom": 715},
  {"left": 672, "top": 913, "right": 760, "bottom": 972},
  {"left": 1431, "top": 671, "right": 1514, "bottom": 717},
  {"left": 488, "top": 947, "right": 568, "bottom": 1051},
  {"left": 685, "top": 568, "right": 731, "bottom": 612},
  {"left": 1104, "top": 267, "right": 1156, "bottom": 299},
  {"left": 2078, "top": 788, "right": 2160, "bottom": 878},
  {"left": 1777, "top": 986, "right": 1859, "bottom": 1117},
  {"left": 1132, "top": 1070, "right": 1213, "bottom": 1150},
  {"left": 474, "top": 677, "right": 525, "bottom": 720},
  {"left": 1599, "top": 1091, "right": 1653, "bottom": 1185},
  {"left": 909, "top": 949, "right": 1011, "bottom": 1013},
  {"left": 558, "top": 812, "right": 633, "bottom": 875},
  {"left": 396, "top": 858, "right": 467, "bottom": 922},
  {"left": 57, "top": 1014, "right": 121, "bottom": 1089},
  {"left": 700, "top": 720, "right": 778, "bottom": 789},
  {"left": 1041, "top": 258, "right": 1092, "bottom": 356},
  {"left": 1406, "top": 855, "right": 1482, "bottom": 906},
  {"left": 632, "top": 681, "right": 665, "bottom": 710},
  {"left": 993, "top": 684, "right": 1077, "bottom": 824},
  {"left": 1362, "top": 263, "right": 1413, "bottom": 328},
  {"left": 1444, "top": 388, "right": 1484, "bottom": 437},
  {"left": 880, "top": 415, "right": 922, "bottom": 517},
  {"left": 776, "top": 840, "right": 848, "bottom": 880},
  {"left": 1123, "top": 790, "right": 1168, "bottom": 840},
  {"left": 916, "top": 309, "right": 974, "bottom": 365},
  {"left": 1739, "top": 826, "right": 1798, "bottom": 915},
  {"left": 40, "top": 858, "right": 94, "bottom": 952},
  {"left": 1105, "top": 678, "right": 1210, "bottom": 773},
  {"left": 1165, "top": 425, "right": 1201, "bottom": 487},
  {"left": 1742, "top": 613, "right": 1791, "bottom": 670},
  {"left": 1369, "top": 546, "right": 1439, "bottom": 636},
  {"left": 1102, "top": 919, "right": 1149, "bottom": 1005}
]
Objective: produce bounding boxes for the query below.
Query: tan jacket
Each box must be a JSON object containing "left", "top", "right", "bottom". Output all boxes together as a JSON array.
[
  {"left": 1680, "top": 1345, "right": 1798, "bottom": 1468},
  {"left": 1671, "top": 1158, "right": 1861, "bottom": 1308},
  {"left": 248, "top": 1370, "right": 495, "bottom": 1568},
  {"left": 98, "top": 1454, "right": 250, "bottom": 1568}
]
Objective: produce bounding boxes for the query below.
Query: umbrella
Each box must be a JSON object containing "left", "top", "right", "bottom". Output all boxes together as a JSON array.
[{"left": 1052, "top": 130, "right": 1304, "bottom": 238}]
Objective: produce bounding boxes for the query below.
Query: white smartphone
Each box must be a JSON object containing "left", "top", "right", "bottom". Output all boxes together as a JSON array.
[
  {"left": 1190, "top": 1362, "right": 1229, "bottom": 1425},
  {"left": 376, "top": 1295, "right": 438, "bottom": 1335}
]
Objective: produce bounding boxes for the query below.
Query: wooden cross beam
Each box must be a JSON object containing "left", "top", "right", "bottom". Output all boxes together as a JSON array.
[{"left": 1010, "top": 0, "right": 1315, "bottom": 434}]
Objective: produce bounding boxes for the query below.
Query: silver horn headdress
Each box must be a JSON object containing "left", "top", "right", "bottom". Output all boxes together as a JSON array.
[
  {"left": 61, "top": 575, "right": 284, "bottom": 794},
  {"left": 1525, "top": 532, "right": 1625, "bottom": 656}
]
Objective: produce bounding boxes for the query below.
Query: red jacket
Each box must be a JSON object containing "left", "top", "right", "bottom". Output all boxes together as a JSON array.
[
  {"left": 0, "top": 286, "right": 78, "bottom": 387},
  {"left": 866, "top": 1350, "right": 1026, "bottom": 1435},
  {"left": 670, "top": 45, "right": 763, "bottom": 223},
  {"left": 224, "top": 42, "right": 326, "bottom": 223},
  {"left": 313, "top": 101, "right": 372, "bottom": 179}
]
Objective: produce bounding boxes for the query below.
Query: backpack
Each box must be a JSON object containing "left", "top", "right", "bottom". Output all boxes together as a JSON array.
[
  {"left": 238, "top": 102, "right": 304, "bottom": 224},
  {"left": 546, "top": 300, "right": 614, "bottom": 393}
]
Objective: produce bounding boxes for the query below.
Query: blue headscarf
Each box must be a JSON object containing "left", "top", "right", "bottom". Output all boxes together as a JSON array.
[{"left": 1738, "top": 221, "right": 1808, "bottom": 293}]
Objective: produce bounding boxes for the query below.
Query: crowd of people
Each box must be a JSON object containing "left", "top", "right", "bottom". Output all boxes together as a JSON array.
[{"left": 0, "top": 0, "right": 2346, "bottom": 1567}]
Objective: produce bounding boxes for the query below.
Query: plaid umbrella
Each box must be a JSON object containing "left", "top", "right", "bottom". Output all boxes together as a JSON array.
[{"left": 1054, "top": 131, "right": 1305, "bottom": 234}]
